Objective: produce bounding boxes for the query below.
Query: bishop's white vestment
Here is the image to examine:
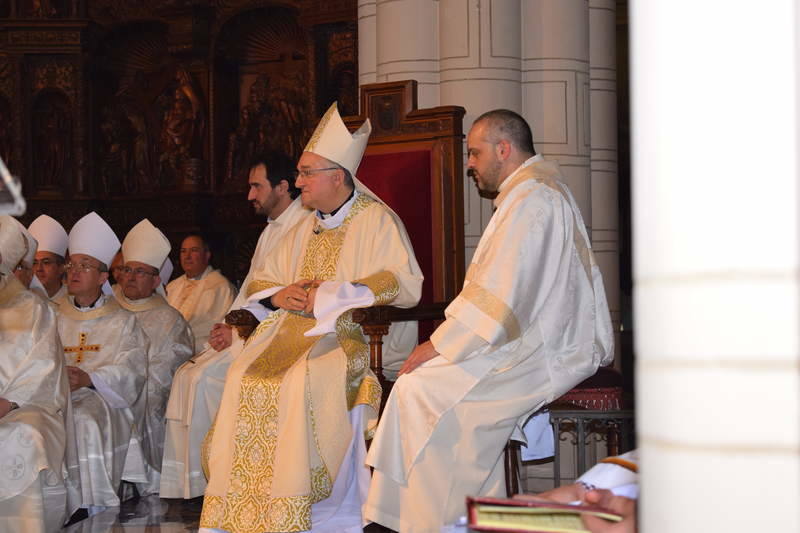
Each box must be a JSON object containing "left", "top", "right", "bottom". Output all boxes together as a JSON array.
[
  {"left": 199, "top": 189, "right": 422, "bottom": 533},
  {"left": 166, "top": 266, "right": 236, "bottom": 349},
  {"left": 161, "top": 197, "right": 311, "bottom": 499},
  {"left": 365, "top": 156, "right": 614, "bottom": 533},
  {"left": 116, "top": 292, "right": 193, "bottom": 495},
  {"left": 0, "top": 277, "right": 72, "bottom": 533},
  {"left": 56, "top": 293, "right": 149, "bottom": 509}
]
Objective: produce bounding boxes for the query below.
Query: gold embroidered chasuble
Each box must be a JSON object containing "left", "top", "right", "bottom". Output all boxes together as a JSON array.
[{"left": 201, "top": 192, "right": 423, "bottom": 533}]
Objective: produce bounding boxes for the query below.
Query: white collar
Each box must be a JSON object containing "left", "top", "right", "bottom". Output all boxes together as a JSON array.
[
  {"left": 188, "top": 265, "right": 212, "bottom": 281},
  {"left": 316, "top": 190, "right": 360, "bottom": 231},
  {"left": 497, "top": 154, "right": 544, "bottom": 192}
]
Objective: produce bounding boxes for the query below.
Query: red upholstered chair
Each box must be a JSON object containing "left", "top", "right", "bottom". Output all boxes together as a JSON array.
[{"left": 342, "top": 80, "right": 465, "bottom": 393}]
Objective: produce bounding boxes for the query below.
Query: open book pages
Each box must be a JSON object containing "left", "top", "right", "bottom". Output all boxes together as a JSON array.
[{"left": 467, "top": 496, "right": 622, "bottom": 533}]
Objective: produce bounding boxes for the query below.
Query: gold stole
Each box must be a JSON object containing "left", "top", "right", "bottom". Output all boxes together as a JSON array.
[{"left": 201, "top": 194, "right": 383, "bottom": 533}]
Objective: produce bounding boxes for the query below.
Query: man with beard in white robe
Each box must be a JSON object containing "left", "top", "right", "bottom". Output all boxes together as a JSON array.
[
  {"left": 160, "top": 151, "right": 311, "bottom": 499},
  {"left": 29, "top": 214, "right": 69, "bottom": 302},
  {"left": 199, "top": 103, "right": 422, "bottom": 533},
  {"left": 365, "top": 109, "right": 614, "bottom": 533},
  {"left": 166, "top": 234, "right": 236, "bottom": 349},
  {"left": 57, "top": 211, "right": 149, "bottom": 514},
  {"left": 115, "top": 219, "right": 193, "bottom": 496},
  {"left": 0, "top": 216, "right": 71, "bottom": 532}
]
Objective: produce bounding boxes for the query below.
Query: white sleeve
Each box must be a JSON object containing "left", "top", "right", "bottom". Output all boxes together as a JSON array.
[
  {"left": 89, "top": 372, "right": 129, "bottom": 409},
  {"left": 304, "top": 281, "right": 375, "bottom": 337}
]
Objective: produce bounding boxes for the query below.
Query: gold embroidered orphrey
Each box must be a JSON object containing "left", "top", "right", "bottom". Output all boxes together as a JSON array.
[
  {"left": 64, "top": 332, "right": 101, "bottom": 364},
  {"left": 200, "top": 193, "right": 386, "bottom": 533}
]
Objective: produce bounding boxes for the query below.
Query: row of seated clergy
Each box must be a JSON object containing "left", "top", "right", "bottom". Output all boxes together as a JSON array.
[
  {"left": 49, "top": 211, "right": 192, "bottom": 514},
  {"left": 0, "top": 215, "right": 79, "bottom": 533},
  {"left": 161, "top": 151, "right": 313, "bottom": 499}
]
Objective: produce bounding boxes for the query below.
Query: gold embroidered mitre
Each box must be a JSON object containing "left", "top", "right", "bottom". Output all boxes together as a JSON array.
[{"left": 304, "top": 102, "right": 372, "bottom": 177}]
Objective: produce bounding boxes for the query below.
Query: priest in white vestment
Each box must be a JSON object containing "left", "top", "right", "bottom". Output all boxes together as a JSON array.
[
  {"left": 199, "top": 103, "right": 422, "bottom": 533},
  {"left": 57, "top": 212, "right": 149, "bottom": 513},
  {"left": 115, "top": 219, "right": 194, "bottom": 496},
  {"left": 29, "top": 214, "right": 69, "bottom": 301},
  {"left": 0, "top": 217, "right": 71, "bottom": 533},
  {"left": 365, "top": 110, "right": 614, "bottom": 533},
  {"left": 166, "top": 234, "right": 236, "bottom": 349},
  {"left": 160, "top": 152, "right": 311, "bottom": 499}
]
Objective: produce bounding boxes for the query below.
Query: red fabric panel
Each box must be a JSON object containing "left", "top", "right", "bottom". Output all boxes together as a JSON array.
[{"left": 358, "top": 151, "right": 436, "bottom": 341}]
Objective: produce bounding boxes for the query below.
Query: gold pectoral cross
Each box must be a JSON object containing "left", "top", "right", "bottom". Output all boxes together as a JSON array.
[{"left": 64, "top": 332, "right": 101, "bottom": 364}]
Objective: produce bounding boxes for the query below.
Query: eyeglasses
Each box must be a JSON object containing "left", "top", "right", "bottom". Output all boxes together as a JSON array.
[
  {"left": 293, "top": 167, "right": 339, "bottom": 179},
  {"left": 14, "top": 264, "right": 30, "bottom": 272},
  {"left": 33, "top": 258, "right": 61, "bottom": 267},
  {"left": 64, "top": 262, "right": 103, "bottom": 273},
  {"left": 121, "top": 266, "right": 158, "bottom": 278}
]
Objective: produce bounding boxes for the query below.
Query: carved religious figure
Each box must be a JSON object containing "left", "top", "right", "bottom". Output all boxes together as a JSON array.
[
  {"left": 158, "top": 68, "right": 205, "bottom": 187},
  {"left": 33, "top": 92, "right": 72, "bottom": 190}
]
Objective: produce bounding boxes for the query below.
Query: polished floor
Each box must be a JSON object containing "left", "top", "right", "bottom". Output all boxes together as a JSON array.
[
  {"left": 61, "top": 496, "right": 399, "bottom": 532},
  {"left": 63, "top": 496, "right": 204, "bottom": 532}
]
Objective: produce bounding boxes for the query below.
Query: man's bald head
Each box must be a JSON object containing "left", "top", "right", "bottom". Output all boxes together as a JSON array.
[{"left": 472, "top": 109, "right": 536, "bottom": 158}]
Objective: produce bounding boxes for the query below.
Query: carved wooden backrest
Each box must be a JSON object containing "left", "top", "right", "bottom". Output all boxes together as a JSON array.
[{"left": 343, "top": 81, "right": 466, "bottom": 317}]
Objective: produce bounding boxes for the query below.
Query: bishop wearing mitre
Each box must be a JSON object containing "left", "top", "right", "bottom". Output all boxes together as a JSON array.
[
  {"left": 199, "top": 103, "right": 423, "bottom": 533},
  {"left": 115, "top": 219, "right": 194, "bottom": 496},
  {"left": 56, "top": 211, "right": 149, "bottom": 514}
]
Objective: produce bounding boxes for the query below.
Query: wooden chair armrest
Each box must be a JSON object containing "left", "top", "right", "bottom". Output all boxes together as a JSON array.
[{"left": 352, "top": 302, "right": 450, "bottom": 388}]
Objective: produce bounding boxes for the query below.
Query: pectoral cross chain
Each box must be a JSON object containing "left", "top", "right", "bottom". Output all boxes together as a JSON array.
[{"left": 64, "top": 332, "right": 101, "bottom": 364}]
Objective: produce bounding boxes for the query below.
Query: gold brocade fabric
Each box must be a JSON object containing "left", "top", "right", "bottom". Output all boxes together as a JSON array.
[{"left": 200, "top": 193, "right": 385, "bottom": 533}]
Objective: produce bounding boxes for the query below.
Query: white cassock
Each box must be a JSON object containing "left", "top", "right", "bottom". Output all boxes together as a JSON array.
[
  {"left": 199, "top": 189, "right": 422, "bottom": 533},
  {"left": 115, "top": 292, "right": 193, "bottom": 496},
  {"left": 49, "top": 284, "right": 68, "bottom": 302},
  {"left": 365, "top": 156, "right": 615, "bottom": 533},
  {"left": 56, "top": 293, "right": 149, "bottom": 509},
  {"left": 0, "top": 277, "right": 72, "bottom": 533},
  {"left": 166, "top": 266, "right": 236, "bottom": 349},
  {"left": 161, "top": 197, "right": 311, "bottom": 499}
]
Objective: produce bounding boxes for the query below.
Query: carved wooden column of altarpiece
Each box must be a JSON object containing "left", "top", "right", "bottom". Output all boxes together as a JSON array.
[{"left": 1, "top": 0, "right": 360, "bottom": 288}]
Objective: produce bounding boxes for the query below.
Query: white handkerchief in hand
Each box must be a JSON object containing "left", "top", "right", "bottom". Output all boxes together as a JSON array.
[{"left": 304, "top": 281, "right": 375, "bottom": 337}]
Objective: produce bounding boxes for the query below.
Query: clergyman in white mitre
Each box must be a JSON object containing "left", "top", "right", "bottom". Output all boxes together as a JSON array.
[
  {"left": 57, "top": 211, "right": 150, "bottom": 514},
  {"left": 116, "top": 219, "right": 193, "bottom": 496},
  {"left": 29, "top": 214, "right": 69, "bottom": 301},
  {"left": 198, "top": 103, "right": 422, "bottom": 533},
  {"left": 0, "top": 215, "right": 74, "bottom": 532}
]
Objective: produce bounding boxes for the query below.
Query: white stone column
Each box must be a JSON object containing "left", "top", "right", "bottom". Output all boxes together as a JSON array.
[
  {"left": 632, "top": 1, "right": 800, "bottom": 531},
  {"left": 358, "top": 0, "right": 378, "bottom": 88},
  {"left": 521, "top": 0, "right": 590, "bottom": 220},
  {"left": 439, "top": 0, "right": 522, "bottom": 263},
  {"left": 374, "top": 0, "right": 440, "bottom": 108},
  {"left": 589, "top": 0, "right": 620, "bottom": 357}
]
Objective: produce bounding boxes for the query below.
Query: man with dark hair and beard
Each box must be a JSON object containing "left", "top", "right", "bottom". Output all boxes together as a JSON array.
[{"left": 160, "top": 151, "right": 311, "bottom": 499}]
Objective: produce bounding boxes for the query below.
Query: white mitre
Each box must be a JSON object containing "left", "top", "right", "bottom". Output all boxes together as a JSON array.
[
  {"left": 157, "top": 257, "right": 174, "bottom": 297},
  {"left": 20, "top": 225, "right": 38, "bottom": 267},
  {"left": 122, "top": 219, "right": 171, "bottom": 270},
  {"left": 0, "top": 215, "right": 29, "bottom": 274},
  {"left": 28, "top": 214, "right": 68, "bottom": 257},
  {"left": 69, "top": 211, "right": 120, "bottom": 267},
  {"left": 304, "top": 102, "right": 372, "bottom": 176}
]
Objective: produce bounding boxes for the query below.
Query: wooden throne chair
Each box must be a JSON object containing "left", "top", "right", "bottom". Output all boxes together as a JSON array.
[{"left": 343, "top": 80, "right": 465, "bottom": 392}]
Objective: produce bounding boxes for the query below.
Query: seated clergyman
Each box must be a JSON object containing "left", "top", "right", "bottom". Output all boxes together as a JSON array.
[
  {"left": 166, "top": 233, "right": 237, "bottom": 350},
  {"left": 56, "top": 211, "right": 149, "bottom": 514},
  {"left": 115, "top": 219, "right": 194, "bottom": 496},
  {"left": 198, "top": 103, "right": 423, "bottom": 533},
  {"left": 0, "top": 215, "right": 73, "bottom": 531}
]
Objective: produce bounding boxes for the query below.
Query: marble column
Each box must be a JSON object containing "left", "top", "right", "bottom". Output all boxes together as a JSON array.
[
  {"left": 439, "top": 0, "right": 523, "bottom": 263},
  {"left": 632, "top": 1, "right": 800, "bottom": 530}
]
